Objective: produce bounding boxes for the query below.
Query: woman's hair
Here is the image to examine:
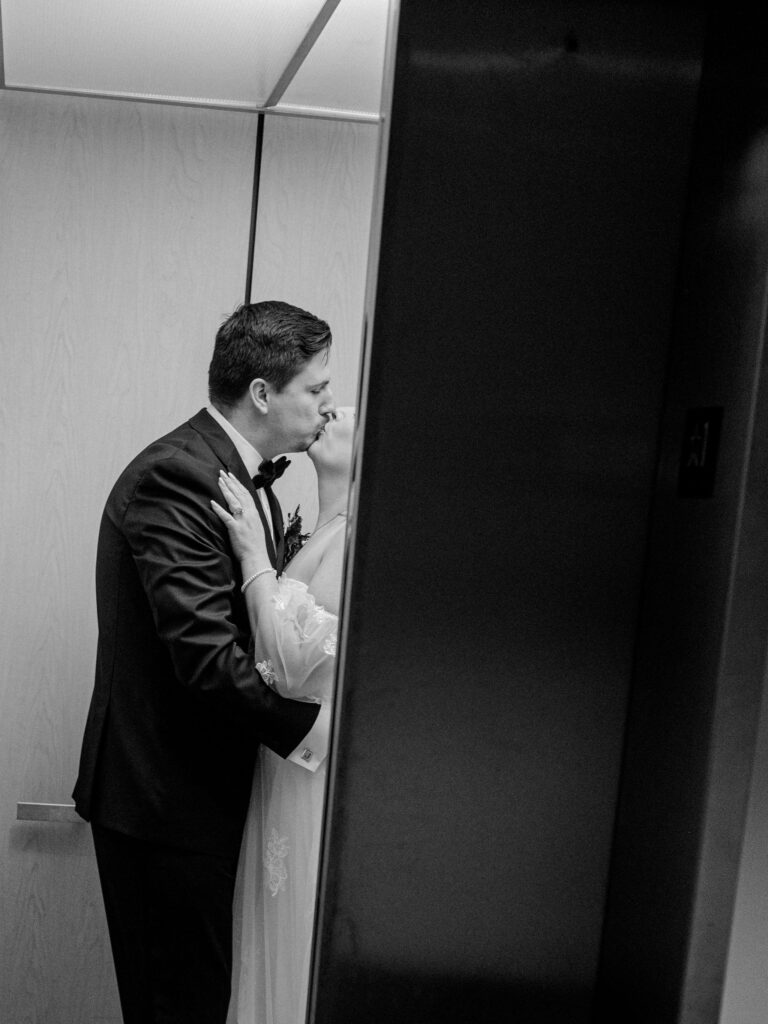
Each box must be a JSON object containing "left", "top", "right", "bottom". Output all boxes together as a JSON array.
[{"left": 208, "top": 300, "right": 331, "bottom": 406}]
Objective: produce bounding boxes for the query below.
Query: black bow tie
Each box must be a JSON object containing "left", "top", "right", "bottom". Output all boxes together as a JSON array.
[{"left": 251, "top": 456, "right": 290, "bottom": 489}]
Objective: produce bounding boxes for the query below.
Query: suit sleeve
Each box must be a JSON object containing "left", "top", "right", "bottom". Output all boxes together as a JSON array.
[{"left": 121, "top": 451, "right": 319, "bottom": 757}]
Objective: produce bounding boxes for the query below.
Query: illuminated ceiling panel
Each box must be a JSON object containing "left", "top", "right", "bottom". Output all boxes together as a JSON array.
[
  {"left": 0, "top": 0, "right": 391, "bottom": 119},
  {"left": 277, "top": 0, "right": 390, "bottom": 121}
]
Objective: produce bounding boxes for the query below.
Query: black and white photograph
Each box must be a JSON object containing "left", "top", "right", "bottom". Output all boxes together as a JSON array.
[{"left": 1, "top": 2, "right": 767, "bottom": 1023}]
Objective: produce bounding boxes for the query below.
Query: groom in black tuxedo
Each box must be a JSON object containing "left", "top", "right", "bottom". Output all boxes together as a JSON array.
[{"left": 73, "top": 301, "right": 336, "bottom": 1024}]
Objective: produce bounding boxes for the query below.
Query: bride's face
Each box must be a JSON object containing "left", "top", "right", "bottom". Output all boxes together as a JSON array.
[{"left": 308, "top": 407, "right": 355, "bottom": 475}]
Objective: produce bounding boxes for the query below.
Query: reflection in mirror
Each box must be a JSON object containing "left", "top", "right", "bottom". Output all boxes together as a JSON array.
[{"left": 0, "top": 3, "right": 396, "bottom": 1023}]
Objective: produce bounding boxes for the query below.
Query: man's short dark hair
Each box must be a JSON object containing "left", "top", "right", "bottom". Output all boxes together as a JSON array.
[{"left": 208, "top": 300, "right": 332, "bottom": 406}]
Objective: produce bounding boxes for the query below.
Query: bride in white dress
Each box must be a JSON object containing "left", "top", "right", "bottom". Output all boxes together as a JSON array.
[{"left": 212, "top": 408, "right": 355, "bottom": 1024}]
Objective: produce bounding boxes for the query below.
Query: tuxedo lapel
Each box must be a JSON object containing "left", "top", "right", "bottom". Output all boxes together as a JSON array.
[
  {"left": 188, "top": 408, "right": 238, "bottom": 469},
  {"left": 264, "top": 487, "right": 285, "bottom": 572},
  {"left": 254, "top": 498, "right": 278, "bottom": 568},
  {"left": 188, "top": 408, "right": 278, "bottom": 569}
]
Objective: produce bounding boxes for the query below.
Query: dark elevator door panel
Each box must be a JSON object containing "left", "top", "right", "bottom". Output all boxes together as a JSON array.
[{"left": 313, "top": 3, "right": 704, "bottom": 1022}]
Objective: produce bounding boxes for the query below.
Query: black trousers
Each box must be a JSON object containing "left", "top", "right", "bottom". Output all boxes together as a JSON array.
[{"left": 92, "top": 823, "right": 240, "bottom": 1024}]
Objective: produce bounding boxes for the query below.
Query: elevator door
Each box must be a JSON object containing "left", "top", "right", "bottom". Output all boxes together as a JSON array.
[{"left": 312, "top": 3, "right": 705, "bottom": 1022}]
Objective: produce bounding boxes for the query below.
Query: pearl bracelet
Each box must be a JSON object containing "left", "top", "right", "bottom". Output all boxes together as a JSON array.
[{"left": 241, "top": 567, "right": 276, "bottom": 593}]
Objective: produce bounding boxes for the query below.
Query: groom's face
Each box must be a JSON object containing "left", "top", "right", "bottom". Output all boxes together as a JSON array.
[{"left": 266, "top": 349, "right": 335, "bottom": 453}]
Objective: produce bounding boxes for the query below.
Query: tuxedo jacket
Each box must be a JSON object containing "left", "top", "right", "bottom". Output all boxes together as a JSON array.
[{"left": 73, "top": 409, "right": 319, "bottom": 857}]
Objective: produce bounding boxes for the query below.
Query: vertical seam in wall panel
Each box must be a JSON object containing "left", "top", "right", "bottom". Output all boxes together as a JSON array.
[
  {"left": 244, "top": 112, "right": 266, "bottom": 303},
  {"left": 0, "top": 0, "right": 6, "bottom": 88}
]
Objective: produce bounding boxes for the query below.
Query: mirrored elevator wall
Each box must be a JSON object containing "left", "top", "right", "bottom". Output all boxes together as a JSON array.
[
  {"left": 314, "top": 3, "right": 710, "bottom": 1022},
  {"left": 0, "top": 87, "right": 379, "bottom": 1022}
]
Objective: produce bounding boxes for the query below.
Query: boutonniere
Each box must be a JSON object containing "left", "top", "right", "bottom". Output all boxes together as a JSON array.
[{"left": 283, "top": 506, "right": 310, "bottom": 564}]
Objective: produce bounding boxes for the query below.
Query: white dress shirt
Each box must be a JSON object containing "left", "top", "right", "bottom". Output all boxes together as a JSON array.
[{"left": 206, "top": 405, "right": 330, "bottom": 772}]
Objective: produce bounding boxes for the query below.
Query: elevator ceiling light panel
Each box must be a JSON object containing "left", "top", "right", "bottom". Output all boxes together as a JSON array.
[{"left": 0, "top": 0, "right": 390, "bottom": 122}]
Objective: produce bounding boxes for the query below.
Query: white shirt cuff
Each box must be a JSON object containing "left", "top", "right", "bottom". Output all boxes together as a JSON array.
[{"left": 286, "top": 700, "right": 331, "bottom": 772}]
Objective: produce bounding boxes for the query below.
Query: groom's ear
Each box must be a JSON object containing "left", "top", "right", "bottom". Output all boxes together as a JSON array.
[{"left": 248, "top": 378, "right": 269, "bottom": 414}]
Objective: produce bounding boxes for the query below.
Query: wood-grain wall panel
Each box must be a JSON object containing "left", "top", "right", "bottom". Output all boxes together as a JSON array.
[
  {"left": 0, "top": 88, "right": 256, "bottom": 1023},
  {"left": 251, "top": 115, "right": 380, "bottom": 528}
]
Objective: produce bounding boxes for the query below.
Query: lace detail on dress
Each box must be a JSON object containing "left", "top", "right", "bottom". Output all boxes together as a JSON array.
[
  {"left": 254, "top": 575, "right": 337, "bottom": 703},
  {"left": 256, "top": 659, "right": 280, "bottom": 690},
  {"left": 272, "top": 583, "right": 335, "bottom": 641},
  {"left": 265, "top": 828, "right": 289, "bottom": 897}
]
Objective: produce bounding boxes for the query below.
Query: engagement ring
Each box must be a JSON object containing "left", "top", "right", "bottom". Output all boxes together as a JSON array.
[{"left": 232, "top": 505, "right": 244, "bottom": 517}]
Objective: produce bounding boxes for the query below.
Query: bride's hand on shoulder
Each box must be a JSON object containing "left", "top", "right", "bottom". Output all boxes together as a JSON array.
[{"left": 211, "top": 471, "right": 270, "bottom": 568}]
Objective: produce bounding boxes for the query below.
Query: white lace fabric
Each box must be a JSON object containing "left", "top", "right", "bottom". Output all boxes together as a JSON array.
[
  {"left": 253, "top": 576, "right": 338, "bottom": 704},
  {"left": 264, "top": 828, "right": 289, "bottom": 898}
]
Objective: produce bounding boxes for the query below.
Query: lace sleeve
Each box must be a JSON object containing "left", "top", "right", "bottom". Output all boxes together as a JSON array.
[{"left": 253, "top": 576, "right": 338, "bottom": 703}]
